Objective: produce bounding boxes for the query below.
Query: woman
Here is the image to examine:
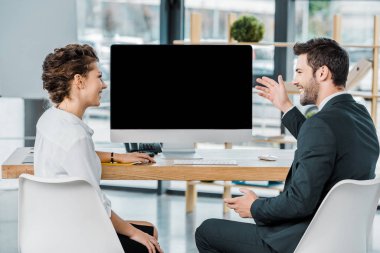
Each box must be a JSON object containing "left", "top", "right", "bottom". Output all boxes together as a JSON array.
[{"left": 34, "top": 44, "right": 163, "bottom": 253}]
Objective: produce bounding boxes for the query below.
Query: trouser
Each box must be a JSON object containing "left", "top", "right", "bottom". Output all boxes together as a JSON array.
[
  {"left": 117, "top": 224, "right": 154, "bottom": 253},
  {"left": 195, "top": 218, "right": 277, "bottom": 253}
]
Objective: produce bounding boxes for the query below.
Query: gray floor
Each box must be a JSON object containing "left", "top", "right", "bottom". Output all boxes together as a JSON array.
[{"left": 1, "top": 187, "right": 380, "bottom": 253}]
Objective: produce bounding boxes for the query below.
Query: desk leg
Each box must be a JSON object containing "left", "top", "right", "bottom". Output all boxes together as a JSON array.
[
  {"left": 223, "top": 143, "right": 232, "bottom": 213},
  {"left": 223, "top": 181, "right": 232, "bottom": 213},
  {"left": 224, "top": 142, "right": 233, "bottom": 149},
  {"left": 186, "top": 181, "right": 197, "bottom": 213}
]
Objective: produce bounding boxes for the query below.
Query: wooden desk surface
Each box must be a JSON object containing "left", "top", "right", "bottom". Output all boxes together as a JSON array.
[{"left": 2, "top": 147, "right": 293, "bottom": 181}]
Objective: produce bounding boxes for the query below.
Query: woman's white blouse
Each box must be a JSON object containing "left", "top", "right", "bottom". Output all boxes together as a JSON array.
[{"left": 34, "top": 107, "right": 111, "bottom": 216}]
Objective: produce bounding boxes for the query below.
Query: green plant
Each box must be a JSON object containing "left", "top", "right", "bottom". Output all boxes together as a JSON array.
[
  {"left": 305, "top": 105, "right": 318, "bottom": 118},
  {"left": 230, "top": 15, "right": 265, "bottom": 42}
]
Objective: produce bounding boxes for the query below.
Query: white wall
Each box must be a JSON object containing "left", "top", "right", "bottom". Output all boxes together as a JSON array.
[
  {"left": 0, "top": 0, "right": 77, "bottom": 98},
  {"left": 0, "top": 98, "right": 24, "bottom": 166}
]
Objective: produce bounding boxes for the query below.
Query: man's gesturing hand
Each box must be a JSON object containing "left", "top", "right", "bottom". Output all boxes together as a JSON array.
[{"left": 255, "top": 75, "right": 293, "bottom": 113}]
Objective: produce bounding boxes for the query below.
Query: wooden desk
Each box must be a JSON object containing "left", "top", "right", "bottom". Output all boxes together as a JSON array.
[
  {"left": 2, "top": 147, "right": 293, "bottom": 212},
  {"left": 252, "top": 135, "right": 297, "bottom": 145}
]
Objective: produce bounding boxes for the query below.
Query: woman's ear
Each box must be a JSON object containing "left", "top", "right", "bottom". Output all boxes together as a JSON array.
[
  {"left": 316, "top": 65, "right": 330, "bottom": 82},
  {"left": 73, "top": 74, "right": 85, "bottom": 89}
]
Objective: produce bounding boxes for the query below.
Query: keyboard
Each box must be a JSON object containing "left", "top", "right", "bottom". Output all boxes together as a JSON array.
[
  {"left": 173, "top": 159, "right": 238, "bottom": 165},
  {"left": 22, "top": 155, "right": 34, "bottom": 164}
]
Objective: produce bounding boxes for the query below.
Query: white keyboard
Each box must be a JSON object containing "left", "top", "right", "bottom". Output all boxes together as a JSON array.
[{"left": 173, "top": 159, "right": 238, "bottom": 165}]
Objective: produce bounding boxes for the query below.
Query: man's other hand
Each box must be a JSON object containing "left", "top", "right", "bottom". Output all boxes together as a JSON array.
[{"left": 224, "top": 188, "right": 258, "bottom": 218}]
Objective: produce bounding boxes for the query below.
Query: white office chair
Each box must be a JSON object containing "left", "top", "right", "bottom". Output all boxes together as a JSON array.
[
  {"left": 18, "top": 174, "right": 124, "bottom": 253},
  {"left": 294, "top": 177, "right": 380, "bottom": 253}
]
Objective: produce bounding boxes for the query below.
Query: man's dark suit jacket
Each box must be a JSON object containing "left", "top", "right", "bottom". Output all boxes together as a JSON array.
[{"left": 251, "top": 94, "right": 379, "bottom": 253}]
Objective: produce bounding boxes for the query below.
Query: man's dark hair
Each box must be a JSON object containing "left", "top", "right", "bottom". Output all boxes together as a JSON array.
[{"left": 293, "top": 38, "right": 349, "bottom": 87}]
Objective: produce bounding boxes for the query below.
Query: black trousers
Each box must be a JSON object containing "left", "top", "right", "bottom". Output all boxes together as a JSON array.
[
  {"left": 195, "top": 218, "right": 277, "bottom": 253},
  {"left": 117, "top": 224, "right": 154, "bottom": 253}
]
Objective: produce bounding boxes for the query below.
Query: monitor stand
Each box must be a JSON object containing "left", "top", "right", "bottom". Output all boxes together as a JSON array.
[{"left": 160, "top": 143, "right": 202, "bottom": 160}]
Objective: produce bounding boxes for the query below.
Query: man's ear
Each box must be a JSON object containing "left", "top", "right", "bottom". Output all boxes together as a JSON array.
[{"left": 316, "top": 65, "right": 330, "bottom": 82}]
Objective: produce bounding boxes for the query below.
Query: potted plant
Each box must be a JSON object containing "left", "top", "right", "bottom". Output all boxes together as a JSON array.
[{"left": 230, "top": 15, "right": 265, "bottom": 42}]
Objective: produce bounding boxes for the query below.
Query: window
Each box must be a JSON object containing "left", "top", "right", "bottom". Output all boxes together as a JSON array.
[
  {"left": 76, "top": 0, "right": 160, "bottom": 144},
  {"left": 294, "top": 1, "right": 380, "bottom": 126},
  {"left": 184, "top": 0, "right": 276, "bottom": 77}
]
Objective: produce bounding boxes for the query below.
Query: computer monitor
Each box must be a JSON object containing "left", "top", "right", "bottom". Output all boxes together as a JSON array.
[{"left": 110, "top": 44, "right": 253, "bottom": 157}]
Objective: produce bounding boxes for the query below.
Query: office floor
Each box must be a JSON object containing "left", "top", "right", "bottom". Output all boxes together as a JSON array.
[{"left": 1, "top": 187, "right": 380, "bottom": 253}]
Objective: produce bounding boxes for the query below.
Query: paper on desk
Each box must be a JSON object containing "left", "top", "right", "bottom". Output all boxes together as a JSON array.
[{"left": 101, "top": 162, "right": 140, "bottom": 166}]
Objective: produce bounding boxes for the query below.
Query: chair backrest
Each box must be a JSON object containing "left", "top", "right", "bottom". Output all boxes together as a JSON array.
[
  {"left": 294, "top": 177, "right": 380, "bottom": 253},
  {"left": 18, "top": 174, "right": 124, "bottom": 253}
]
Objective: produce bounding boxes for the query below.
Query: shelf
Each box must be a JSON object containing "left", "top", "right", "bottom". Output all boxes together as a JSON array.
[
  {"left": 173, "top": 40, "right": 294, "bottom": 47},
  {"left": 341, "top": 44, "right": 380, "bottom": 48},
  {"left": 174, "top": 40, "right": 380, "bottom": 49},
  {"left": 348, "top": 91, "right": 379, "bottom": 99}
]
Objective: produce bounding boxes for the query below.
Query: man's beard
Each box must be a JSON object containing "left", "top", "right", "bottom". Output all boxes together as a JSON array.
[{"left": 300, "top": 77, "right": 319, "bottom": 106}]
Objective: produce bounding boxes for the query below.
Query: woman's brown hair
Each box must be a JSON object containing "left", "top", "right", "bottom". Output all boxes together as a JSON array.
[{"left": 42, "top": 44, "right": 99, "bottom": 104}]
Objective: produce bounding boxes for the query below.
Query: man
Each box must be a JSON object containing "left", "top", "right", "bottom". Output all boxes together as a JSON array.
[{"left": 195, "top": 38, "right": 379, "bottom": 253}]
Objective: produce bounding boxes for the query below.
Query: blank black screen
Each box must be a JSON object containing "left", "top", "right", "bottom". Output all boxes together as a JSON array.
[{"left": 110, "top": 44, "right": 252, "bottom": 129}]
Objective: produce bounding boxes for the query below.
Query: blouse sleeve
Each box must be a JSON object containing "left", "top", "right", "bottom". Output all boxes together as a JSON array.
[{"left": 60, "top": 136, "right": 112, "bottom": 217}]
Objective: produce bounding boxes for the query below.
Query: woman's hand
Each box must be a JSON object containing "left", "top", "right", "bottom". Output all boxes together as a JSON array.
[
  {"left": 115, "top": 152, "right": 156, "bottom": 164},
  {"left": 129, "top": 228, "right": 164, "bottom": 253},
  {"left": 255, "top": 75, "right": 294, "bottom": 113}
]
